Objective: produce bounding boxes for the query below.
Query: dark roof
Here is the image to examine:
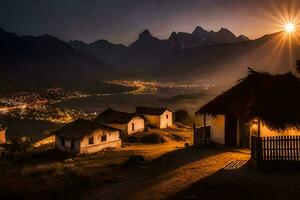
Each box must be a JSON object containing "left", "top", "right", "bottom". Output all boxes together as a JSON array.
[
  {"left": 135, "top": 107, "right": 171, "bottom": 115},
  {"left": 94, "top": 108, "right": 139, "bottom": 124},
  {"left": 196, "top": 68, "right": 300, "bottom": 131},
  {"left": 54, "top": 119, "right": 119, "bottom": 140}
]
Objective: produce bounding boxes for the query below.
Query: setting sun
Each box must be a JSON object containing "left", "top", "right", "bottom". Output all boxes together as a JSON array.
[{"left": 285, "top": 22, "right": 295, "bottom": 33}]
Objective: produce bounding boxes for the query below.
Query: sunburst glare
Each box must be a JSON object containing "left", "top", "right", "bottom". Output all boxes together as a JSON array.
[{"left": 285, "top": 22, "right": 295, "bottom": 33}]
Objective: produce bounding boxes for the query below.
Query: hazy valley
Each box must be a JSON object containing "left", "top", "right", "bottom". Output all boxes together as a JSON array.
[{"left": 1, "top": 25, "right": 299, "bottom": 139}]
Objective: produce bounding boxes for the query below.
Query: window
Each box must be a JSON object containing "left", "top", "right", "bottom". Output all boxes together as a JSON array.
[
  {"left": 61, "top": 137, "right": 65, "bottom": 146},
  {"left": 101, "top": 134, "right": 107, "bottom": 142},
  {"left": 132, "top": 123, "right": 135, "bottom": 131},
  {"left": 166, "top": 114, "right": 169, "bottom": 119},
  {"left": 88, "top": 136, "right": 94, "bottom": 145},
  {"left": 71, "top": 140, "right": 74, "bottom": 149}
]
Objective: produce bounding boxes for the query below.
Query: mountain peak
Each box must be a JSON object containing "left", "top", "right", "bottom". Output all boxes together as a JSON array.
[
  {"left": 192, "top": 26, "right": 208, "bottom": 35},
  {"left": 237, "top": 34, "right": 249, "bottom": 41},
  {"left": 218, "top": 27, "right": 231, "bottom": 33},
  {"left": 217, "top": 28, "right": 234, "bottom": 35},
  {"left": 169, "top": 31, "right": 178, "bottom": 40},
  {"left": 216, "top": 28, "right": 236, "bottom": 38},
  {"left": 92, "top": 39, "right": 110, "bottom": 46},
  {"left": 69, "top": 40, "right": 87, "bottom": 45},
  {"left": 138, "top": 29, "right": 154, "bottom": 40}
]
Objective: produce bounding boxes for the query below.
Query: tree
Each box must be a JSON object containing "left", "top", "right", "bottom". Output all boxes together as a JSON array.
[{"left": 174, "top": 110, "right": 190, "bottom": 125}]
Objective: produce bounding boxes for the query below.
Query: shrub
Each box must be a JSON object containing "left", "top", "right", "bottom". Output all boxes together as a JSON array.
[
  {"left": 0, "top": 134, "right": 33, "bottom": 164},
  {"left": 140, "top": 133, "right": 167, "bottom": 144},
  {"left": 175, "top": 110, "right": 190, "bottom": 124}
]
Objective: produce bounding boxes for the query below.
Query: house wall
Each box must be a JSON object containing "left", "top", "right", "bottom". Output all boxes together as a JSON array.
[
  {"left": 127, "top": 117, "right": 144, "bottom": 135},
  {"left": 159, "top": 110, "right": 173, "bottom": 128},
  {"left": 142, "top": 111, "right": 173, "bottom": 129},
  {"left": 55, "top": 129, "right": 121, "bottom": 154},
  {"left": 210, "top": 115, "right": 225, "bottom": 145},
  {"left": 80, "top": 130, "right": 121, "bottom": 154},
  {"left": 250, "top": 122, "right": 300, "bottom": 137},
  {"left": 0, "top": 129, "right": 6, "bottom": 144},
  {"left": 55, "top": 136, "right": 81, "bottom": 154}
]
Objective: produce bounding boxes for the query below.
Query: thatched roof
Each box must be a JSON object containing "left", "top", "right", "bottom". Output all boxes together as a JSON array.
[
  {"left": 94, "top": 108, "right": 139, "bottom": 124},
  {"left": 54, "top": 119, "right": 119, "bottom": 140},
  {"left": 136, "top": 107, "right": 171, "bottom": 116},
  {"left": 196, "top": 68, "right": 300, "bottom": 131}
]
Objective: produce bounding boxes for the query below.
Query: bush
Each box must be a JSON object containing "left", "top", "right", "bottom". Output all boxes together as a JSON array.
[
  {"left": 125, "top": 135, "right": 140, "bottom": 143},
  {"left": 140, "top": 133, "right": 167, "bottom": 144},
  {"left": 175, "top": 110, "right": 190, "bottom": 124},
  {"left": 0, "top": 134, "right": 33, "bottom": 164}
]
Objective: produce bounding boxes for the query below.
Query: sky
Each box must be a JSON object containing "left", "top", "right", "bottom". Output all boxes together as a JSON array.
[{"left": 0, "top": 0, "right": 299, "bottom": 45}]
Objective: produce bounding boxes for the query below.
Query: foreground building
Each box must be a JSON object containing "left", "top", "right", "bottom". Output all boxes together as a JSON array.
[
  {"left": 94, "top": 108, "right": 145, "bottom": 135},
  {"left": 136, "top": 107, "right": 173, "bottom": 128},
  {"left": 54, "top": 119, "right": 121, "bottom": 154},
  {"left": 196, "top": 69, "right": 300, "bottom": 148}
]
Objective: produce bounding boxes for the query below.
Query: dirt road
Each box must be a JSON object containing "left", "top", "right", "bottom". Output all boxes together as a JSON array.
[{"left": 83, "top": 147, "right": 250, "bottom": 200}]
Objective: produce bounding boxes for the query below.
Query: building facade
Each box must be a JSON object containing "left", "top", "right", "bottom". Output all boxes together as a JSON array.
[
  {"left": 136, "top": 107, "right": 173, "bottom": 128},
  {"left": 55, "top": 119, "right": 121, "bottom": 154},
  {"left": 94, "top": 108, "right": 144, "bottom": 135}
]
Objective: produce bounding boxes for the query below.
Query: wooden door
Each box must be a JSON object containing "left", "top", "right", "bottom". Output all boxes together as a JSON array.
[
  {"left": 225, "top": 116, "right": 237, "bottom": 146},
  {"left": 240, "top": 123, "right": 250, "bottom": 148}
]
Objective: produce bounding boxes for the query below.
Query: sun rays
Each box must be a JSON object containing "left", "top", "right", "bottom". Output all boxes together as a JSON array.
[
  {"left": 256, "top": 0, "right": 300, "bottom": 72},
  {"left": 285, "top": 22, "right": 295, "bottom": 33}
]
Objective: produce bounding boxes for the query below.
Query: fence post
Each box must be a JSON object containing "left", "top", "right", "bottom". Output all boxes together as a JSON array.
[{"left": 193, "top": 124, "right": 196, "bottom": 146}]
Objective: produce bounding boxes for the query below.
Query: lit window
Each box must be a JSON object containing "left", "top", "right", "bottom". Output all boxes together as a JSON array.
[{"left": 88, "top": 136, "right": 94, "bottom": 144}]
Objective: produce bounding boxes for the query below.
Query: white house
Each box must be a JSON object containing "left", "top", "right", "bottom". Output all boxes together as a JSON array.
[
  {"left": 94, "top": 108, "right": 145, "bottom": 135},
  {"left": 54, "top": 119, "right": 121, "bottom": 154},
  {"left": 135, "top": 107, "right": 173, "bottom": 129}
]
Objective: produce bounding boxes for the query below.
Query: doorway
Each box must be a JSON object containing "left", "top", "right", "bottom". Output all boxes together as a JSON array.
[{"left": 225, "top": 116, "right": 237, "bottom": 146}]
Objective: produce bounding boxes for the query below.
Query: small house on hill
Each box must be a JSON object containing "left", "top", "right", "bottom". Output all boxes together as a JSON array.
[
  {"left": 0, "top": 126, "right": 6, "bottom": 144},
  {"left": 196, "top": 68, "right": 300, "bottom": 148},
  {"left": 54, "top": 119, "right": 121, "bottom": 154},
  {"left": 94, "top": 108, "right": 144, "bottom": 135},
  {"left": 136, "top": 107, "right": 173, "bottom": 128}
]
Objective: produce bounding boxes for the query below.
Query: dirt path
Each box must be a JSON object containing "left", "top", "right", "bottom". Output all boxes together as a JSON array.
[{"left": 83, "top": 147, "right": 250, "bottom": 200}]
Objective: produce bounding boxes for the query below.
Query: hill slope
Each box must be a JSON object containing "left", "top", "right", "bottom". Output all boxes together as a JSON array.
[
  {"left": 154, "top": 32, "right": 299, "bottom": 83},
  {"left": 0, "top": 28, "right": 112, "bottom": 91}
]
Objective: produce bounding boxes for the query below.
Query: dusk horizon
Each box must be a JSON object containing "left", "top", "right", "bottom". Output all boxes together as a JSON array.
[{"left": 1, "top": 0, "right": 299, "bottom": 44}]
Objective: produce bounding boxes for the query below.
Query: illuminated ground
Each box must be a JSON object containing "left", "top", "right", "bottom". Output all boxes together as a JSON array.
[{"left": 83, "top": 147, "right": 250, "bottom": 200}]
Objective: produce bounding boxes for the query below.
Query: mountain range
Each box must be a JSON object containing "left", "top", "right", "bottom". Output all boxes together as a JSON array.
[
  {"left": 69, "top": 26, "right": 249, "bottom": 70},
  {"left": 0, "top": 26, "right": 298, "bottom": 92}
]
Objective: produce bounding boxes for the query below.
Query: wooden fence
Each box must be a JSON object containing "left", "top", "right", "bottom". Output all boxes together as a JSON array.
[
  {"left": 193, "top": 126, "right": 210, "bottom": 148},
  {"left": 251, "top": 136, "right": 300, "bottom": 162}
]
